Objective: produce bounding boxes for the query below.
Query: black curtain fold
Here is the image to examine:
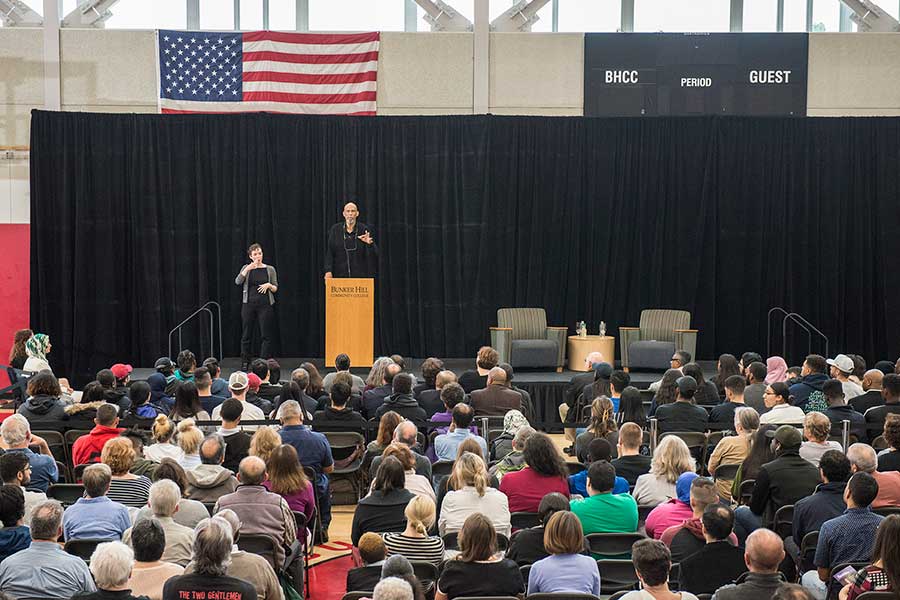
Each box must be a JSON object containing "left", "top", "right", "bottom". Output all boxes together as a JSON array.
[{"left": 29, "top": 111, "right": 900, "bottom": 384}]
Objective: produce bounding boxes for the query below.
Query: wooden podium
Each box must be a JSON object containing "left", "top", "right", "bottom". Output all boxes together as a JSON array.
[{"left": 325, "top": 278, "right": 374, "bottom": 368}]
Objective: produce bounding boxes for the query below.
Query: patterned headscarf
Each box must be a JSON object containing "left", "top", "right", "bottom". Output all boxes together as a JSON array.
[
  {"left": 25, "top": 333, "right": 50, "bottom": 361},
  {"left": 765, "top": 356, "right": 789, "bottom": 384},
  {"left": 503, "top": 409, "right": 529, "bottom": 435}
]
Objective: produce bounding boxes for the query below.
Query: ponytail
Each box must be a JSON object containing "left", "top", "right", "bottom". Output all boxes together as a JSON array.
[{"left": 152, "top": 414, "right": 174, "bottom": 442}]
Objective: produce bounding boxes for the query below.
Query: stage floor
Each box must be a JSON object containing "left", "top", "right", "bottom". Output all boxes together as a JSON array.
[{"left": 131, "top": 358, "right": 718, "bottom": 431}]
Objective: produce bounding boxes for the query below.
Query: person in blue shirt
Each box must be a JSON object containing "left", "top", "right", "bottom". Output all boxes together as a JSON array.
[
  {"left": 62, "top": 463, "right": 131, "bottom": 541},
  {"left": 0, "top": 414, "right": 58, "bottom": 493},
  {"left": 278, "top": 400, "right": 335, "bottom": 533},
  {"left": 527, "top": 511, "right": 601, "bottom": 595},
  {"left": 434, "top": 404, "right": 489, "bottom": 462},
  {"left": 569, "top": 438, "right": 629, "bottom": 497}
]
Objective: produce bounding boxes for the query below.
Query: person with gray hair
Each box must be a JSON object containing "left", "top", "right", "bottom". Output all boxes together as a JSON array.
[
  {"left": 0, "top": 413, "right": 58, "bottom": 492},
  {"left": 183, "top": 508, "right": 283, "bottom": 600},
  {"left": 214, "top": 456, "right": 297, "bottom": 569},
  {"left": 184, "top": 434, "right": 239, "bottom": 503},
  {"left": 374, "top": 577, "right": 414, "bottom": 600},
  {"left": 162, "top": 517, "right": 256, "bottom": 600},
  {"left": 72, "top": 541, "right": 146, "bottom": 599},
  {"left": 490, "top": 424, "right": 535, "bottom": 481},
  {"left": 369, "top": 420, "right": 433, "bottom": 481},
  {"left": 127, "top": 519, "right": 184, "bottom": 600},
  {"left": 0, "top": 500, "right": 97, "bottom": 598},
  {"left": 847, "top": 442, "right": 900, "bottom": 508},
  {"left": 63, "top": 463, "right": 131, "bottom": 541},
  {"left": 123, "top": 480, "right": 194, "bottom": 566}
]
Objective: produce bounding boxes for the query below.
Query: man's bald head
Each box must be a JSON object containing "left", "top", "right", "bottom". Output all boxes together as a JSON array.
[
  {"left": 393, "top": 421, "right": 418, "bottom": 446},
  {"left": 488, "top": 367, "right": 507, "bottom": 385},
  {"left": 745, "top": 528, "right": 785, "bottom": 573},
  {"left": 863, "top": 369, "right": 884, "bottom": 391},
  {"left": 238, "top": 456, "right": 267, "bottom": 485},
  {"left": 344, "top": 202, "right": 358, "bottom": 212}
]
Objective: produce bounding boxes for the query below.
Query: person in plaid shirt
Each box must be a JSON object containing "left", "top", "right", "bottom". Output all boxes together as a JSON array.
[{"left": 841, "top": 514, "right": 900, "bottom": 600}]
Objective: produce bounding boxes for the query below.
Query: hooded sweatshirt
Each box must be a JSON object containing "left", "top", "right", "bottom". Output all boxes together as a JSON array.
[
  {"left": 184, "top": 464, "right": 238, "bottom": 503},
  {"left": 790, "top": 373, "right": 829, "bottom": 411},
  {"left": 374, "top": 392, "right": 426, "bottom": 422},
  {"left": 660, "top": 515, "right": 739, "bottom": 554},
  {"left": 0, "top": 526, "right": 31, "bottom": 562},
  {"left": 70, "top": 423, "right": 126, "bottom": 466},
  {"left": 17, "top": 394, "right": 68, "bottom": 427}
]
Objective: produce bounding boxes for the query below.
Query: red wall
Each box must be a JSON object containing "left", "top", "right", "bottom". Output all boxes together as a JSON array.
[{"left": 0, "top": 224, "right": 30, "bottom": 364}]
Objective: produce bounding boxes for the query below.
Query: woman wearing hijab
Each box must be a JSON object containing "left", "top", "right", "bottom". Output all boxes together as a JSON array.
[
  {"left": 765, "top": 356, "right": 789, "bottom": 384},
  {"left": 489, "top": 410, "right": 529, "bottom": 461},
  {"left": 23, "top": 333, "right": 53, "bottom": 373}
]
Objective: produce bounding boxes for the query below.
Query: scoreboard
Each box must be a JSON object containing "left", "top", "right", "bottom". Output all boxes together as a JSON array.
[{"left": 584, "top": 33, "right": 808, "bottom": 117}]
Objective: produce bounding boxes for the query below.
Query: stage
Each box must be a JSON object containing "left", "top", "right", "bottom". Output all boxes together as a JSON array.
[{"left": 131, "top": 358, "right": 719, "bottom": 432}]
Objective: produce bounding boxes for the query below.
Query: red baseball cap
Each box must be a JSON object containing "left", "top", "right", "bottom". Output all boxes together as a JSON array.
[
  {"left": 110, "top": 363, "right": 133, "bottom": 380},
  {"left": 247, "top": 372, "right": 262, "bottom": 391}
]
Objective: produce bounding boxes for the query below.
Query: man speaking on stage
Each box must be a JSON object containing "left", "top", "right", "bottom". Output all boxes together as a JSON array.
[{"left": 324, "top": 202, "right": 378, "bottom": 279}]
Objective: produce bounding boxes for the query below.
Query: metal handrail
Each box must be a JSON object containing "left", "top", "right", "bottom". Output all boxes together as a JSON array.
[
  {"left": 782, "top": 312, "right": 829, "bottom": 363},
  {"left": 767, "top": 307, "right": 791, "bottom": 358},
  {"left": 167, "top": 301, "right": 223, "bottom": 360}
]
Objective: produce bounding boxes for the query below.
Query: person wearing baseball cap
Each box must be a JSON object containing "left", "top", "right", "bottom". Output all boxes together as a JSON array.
[
  {"left": 110, "top": 363, "right": 132, "bottom": 386},
  {"left": 644, "top": 471, "right": 699, "bottom": 539},
  {"left": 155, "top": 357, "right": 179, "bottom": 396},
  {"left": 210, "top": 372, "right": 264, "bottom": 431},
  {"left": 733, "top": 424, "right": 820, "bottom": 544},
  {"left": 827, "top": 354, "right": 864, "bottom": 401},
  {"left": 655, "top": 375, "right": 709, "bottom": 434}
]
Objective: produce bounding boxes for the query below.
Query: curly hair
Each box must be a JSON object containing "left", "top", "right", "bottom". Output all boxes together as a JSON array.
[
  {"left": 588, "top": 396, "right": 618, "bottom": 438},
  {"left": 420, "top": 357, "right": 444, "bottom": 387},
  {"left": 523, "top": 432, "right": 568, "bottom": 479},
  {"left": 26, "top": 371, "right": 61, "bottom": 398},
  {"left": 101, "top": 437, "right": 135, "bottom": 476},
  {"left": 884, "top": 414, "right": 900, "bottom": 451}
]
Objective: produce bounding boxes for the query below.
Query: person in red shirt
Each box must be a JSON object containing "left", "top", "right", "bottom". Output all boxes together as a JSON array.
[
  {"left": 71, "top": 403, "right": 124, "bottom": 466},
  {"left": 499, "top": 432, "right": 569, "bottom": 513}
]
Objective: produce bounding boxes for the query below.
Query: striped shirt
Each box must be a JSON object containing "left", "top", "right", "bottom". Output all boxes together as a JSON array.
[
  {"left": 107, "top": 476, "right": 152, "bottom": 508},
  {"left": 382, "top": 532, "right": 445, "bottom": 566}
]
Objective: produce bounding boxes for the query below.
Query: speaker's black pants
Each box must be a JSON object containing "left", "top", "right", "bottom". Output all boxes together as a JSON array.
[{"left": 241, "top": 302, "right": 274, "bottom": 360}]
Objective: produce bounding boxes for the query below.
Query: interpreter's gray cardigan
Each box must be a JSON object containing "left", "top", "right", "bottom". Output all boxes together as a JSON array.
[{"left": 235, "top": 264, "right": 277, "bottom": 305}]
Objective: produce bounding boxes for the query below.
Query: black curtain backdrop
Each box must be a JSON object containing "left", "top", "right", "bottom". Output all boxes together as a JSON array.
[{"left": 29, "top": 110, "right": 900, "bottom": 383}]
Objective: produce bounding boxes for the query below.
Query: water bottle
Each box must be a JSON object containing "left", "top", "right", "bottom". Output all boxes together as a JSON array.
[
  {"left": 579, "top": 321, "right": 587, "bottom": 337},
  {"left": 599, "top": 321, "right": 606, "bottom": 337}
]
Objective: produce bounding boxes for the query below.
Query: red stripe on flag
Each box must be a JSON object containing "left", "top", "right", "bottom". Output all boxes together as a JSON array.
[
  {"left": 161, "top": 108, "right": 376, "bottom": 115},
  {"left": 243, "top": 70, "right": 377, "bottom": 84},
  {"left": 242, "top": 31, "right": 380, "bottom": 45},
  {"left": 243, "top": 50, "right": 379, "bottom": 65},
  {"left": 242, "top": 91, "right": 377, "bottom": 104}
]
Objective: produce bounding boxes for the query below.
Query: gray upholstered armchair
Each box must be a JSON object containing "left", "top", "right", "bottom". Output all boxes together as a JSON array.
[
  {"left": 619, "top": 309, "right": 698, "bottom": 371},
  {"left": 490, "top": 308, "right": 568, "bottom": 371}
]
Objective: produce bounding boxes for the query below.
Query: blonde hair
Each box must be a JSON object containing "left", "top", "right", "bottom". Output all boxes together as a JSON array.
[
  {"left": 449, "top": 452, "right": 489, "bottom": 497},
  {"left": 404, "top": 495, "right": 436, "bottom": 535},
  {"left": 152, "top": 414, "right": 175, "bottom": 443},
  {"left": 176, "top": 419, "right": 203, "bottom": 455},
  {"left": 588, "top": 396, "right": 618, "bottom": 437},
  {"left": 650, "top": 435, "right": 696, "bottom": 483},
  {"left": 101, "top": 437, "right": 135, "bottom": 476},
  {"left": 804, "top": 412, "right": 831, "bottom": 442},
  {"left": 249, "top": 426, "right": 281, "bottom": 464}
]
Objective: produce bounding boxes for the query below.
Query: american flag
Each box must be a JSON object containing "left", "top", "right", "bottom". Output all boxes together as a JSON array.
[{"left": 157, "top": 30, "right": 379, "bottom": 115}]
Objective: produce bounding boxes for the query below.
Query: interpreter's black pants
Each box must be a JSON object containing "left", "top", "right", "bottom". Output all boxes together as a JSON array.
[{"left": 241, "top": 302, "right": 274, "bottom": 360}]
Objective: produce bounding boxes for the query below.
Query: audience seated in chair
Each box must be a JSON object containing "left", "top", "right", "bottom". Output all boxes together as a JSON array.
[
  {"left": 16, "top": 370, "right": 69, "bottom": 425},
  {"left": 708, "top": 407, "right": 759, "bottom": 502},
  {"left": 126, "top": 518, "right": 184, "bottom": 600},
  {"left": 458, "top": 346, "right": 498, "bottom": 394},
  {"left": 347, "top": 532, "right": 388, "bottom": 592},
  {"left": 0, "top": 500, "right": 96, "bottom": 599},
  {"left": 143, "top": 415, "right": 183, "bottom": 464},
  {"left": 527, "top": 511, "right": 600, "bottom": 595},
  {"left": 382, "top": 495, "right": 445, "bottom": 566},
  {"left": 418, "top": 369, "right": 456, "bottom": 420},
  {"left": 439, "top": 452, "right": 511, "bottom": 538},
  {"left": 851, "top": 370, "right": 885, "bottom": 415},
  {"left": 0, "top": 484, "right": 30, "bottom": 562},
  {"left": 714, "top": 528, "right": 786, "bottom": 600},
  {"left": 1, "top": 414, "right": 59, "bottom": 492},
  {"left": 864, "top": 375, "right": 900, "bottom": 440},
  {"left": 489, "top": 409, "right": 529, "bottom": 462},
  {"left": 646, "top": 472, "right": 700, "bottom": 541},
  {"left": 102, "top": 436, "right": 152, "bottom": 508},
  {"left": 434, "top": 404, "right": 489, "bottom": 463},
  {"left": 370, "top": 420, "right": 432, "bottom": 480},
  {"left": 490, "top": 423, "right": 534, "bottom": 481},
  {"left": 847, "top": 443, "right": 900, "bottom": 508},
  {"left": 314, "top": 380, "right": 367, "bottom": 434},
  {"left": 709, "top": 375, "right": 748, "bottom": 428},
  {"left": 570, "top": 461, "right": 638, "bottom": 535},
  {"left": 376, "top": 576, "right": 416, "bottom": 600},
  {"left": 184, "top": 434, "right": 239, "bottom": 503},
  {"left": 506, "top": 492, "right": 578, "bottom": 566},
  {"left": 656, "top": 376, "right": 709, "bottom": 434},
  {"left": 734, "top": 425, "right": 821, "bottom": 544},
  {"left": 499, "top": 432, "right": 569, "bottom": 513},
  {"left": 352, "top": 456, "right": 416, "bottom": 546},
  {"left": 0, "top": 452, "right": 47, "bottom": 525},
  {"left": 362, "top": 358, "right": 399, "bottom": 419},
  {"left": 612, "top": 423, "right": 652, "bottom": 486},
  {"left": 435, "top": 513, "right": 524, "bottom": 600},
  {"left": 633, "top": 435, "right": 696, "bottom": 507},
  {"left": 569, "top": 438, "right": 630, "bottom": 498},
  {"left": 194, "top": 366, "right": 228, "bottom": 415},
  {"left": 123, "top": 480, "right": 194, "bottom": 566},
  {"left": 839, "top": 513, "right": 900, "bottom": 600},
  {"left": 262, "top": 443, "right": 317, "bottom": 521},
  {"left": 679, "top": 504, "right": 746, "bottom": 596},
  {"left": 575, "top": 396, "right": 620, "bottom": 463},
  {"left": 619, "top": 538, "right": 699, "bottom": 600},
  {"left": 376, "top": 373, "right": 427, "bottom": 423},
  {"left": 71, "top": 540, "right": 149, "bottom": 600},
  {"left": 323, "top": 353, "right": 366, "bottom": 396},
  {"left": 760, "top": 382, "right": 806, "bottom": 426},
  {"left": 469, "top": 367, "right": 523, "bottom": 418},
  {"left": 379, "top": 443, "right": 435, "bottom": 502},
  {"left": 71, "top": 403, "right": 125, "bottom": 467},
  {"left": 800, "top": 412, "right": 843, "bottom": 468},
  {"left": 62, "top": 463, "right": 131, "bottom": 541},
  {"left": 216, "top": 399, "right": 252, "bottom": 473},
  {"left": 802, "top": 472, "right": 884, "bottom": 600},
  {"left": 162, "top": 516, "right": 257, "bottom": 600},
  {"left": 135, "top": 458, "right": 211, "bottom": 529},
  {"left": 214, "top": 456, "right": 297, "bottom": 569}
]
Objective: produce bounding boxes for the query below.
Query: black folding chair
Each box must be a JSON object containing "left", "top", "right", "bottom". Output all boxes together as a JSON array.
[
  {"left": 565, "top": 462, "right": 588, "bottom": 476},
  {"left": 596, "top": 559, "right": 639, "bottom": 594},
  {"left": 586, "top": 532, "right": 645, "bottom": 557},
  {"left": 47, "top": 483, "right": 85, "bottom": 506},
  {"left": 772, "top": 504, "right": 794, "bottom": 540},
  {"left": 64, "top": 538, "right": 114, "bottom": 563},
  {"left": 510, "top": 511, "right": 541, "bottom": 530}
]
